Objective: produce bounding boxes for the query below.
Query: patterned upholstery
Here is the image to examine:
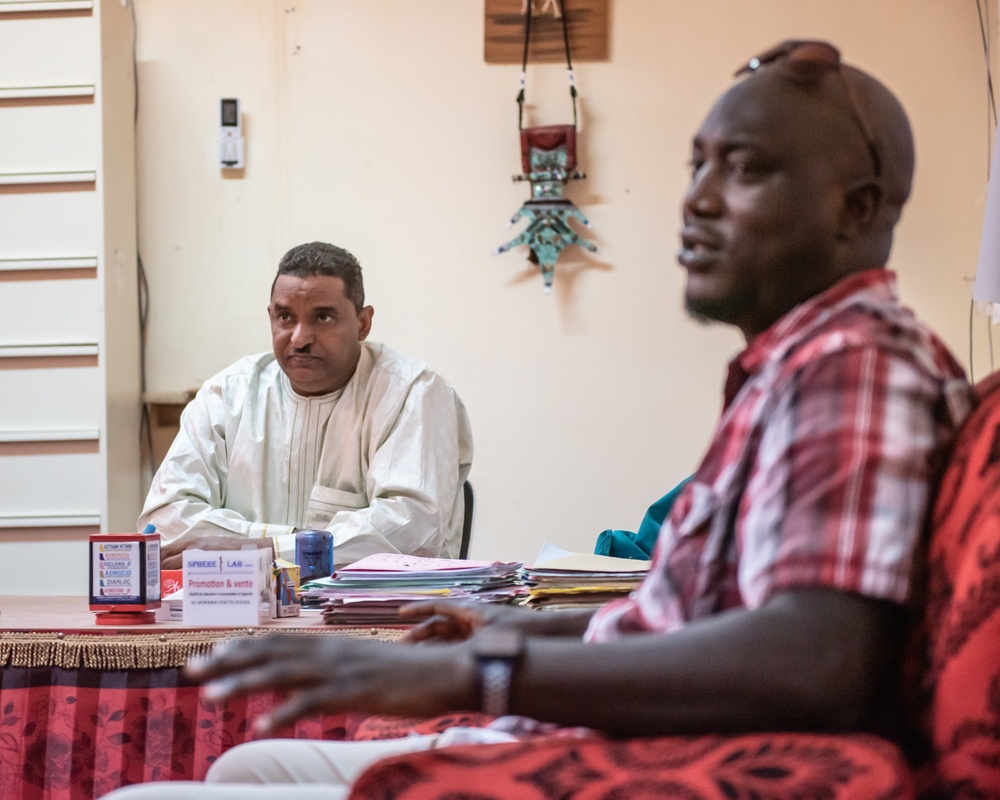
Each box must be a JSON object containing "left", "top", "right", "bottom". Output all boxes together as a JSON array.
[
  {"left": 349, "top": 734, "right": 914, "bottom": 800},
  {"left": 347, "top": 375, "right": 1000, "bottom": 800},
  {"left": 910, "top": 370, "right": 1000, "bottom": 798},
  {"left": 352, "top": 712, "right": 496, "bottom": 741}
]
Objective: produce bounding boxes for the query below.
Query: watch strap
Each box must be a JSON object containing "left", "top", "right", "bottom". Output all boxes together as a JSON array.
[
  {"left": 473, "top": 627, "right": 525, "bottom": 717},
  {"left": 479, "top": 658, "right": 516, "bottom": 717}
]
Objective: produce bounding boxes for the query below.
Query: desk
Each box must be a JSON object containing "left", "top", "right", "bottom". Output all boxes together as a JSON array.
[{"left": 0, "top": 596, "right": 403, "bottom": 800}]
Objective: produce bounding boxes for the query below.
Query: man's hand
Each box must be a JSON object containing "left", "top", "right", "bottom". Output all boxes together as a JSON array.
[
  {"left": 400, "top": 601, "right": 497, "bottom": 642},
  {"left": 186, "top": 635, "right": 477, "bottom": 732},
  {"left": 400, "top": 601, "right": 595, "bottom": 643},
  {"left": 160, "top": 532, "right": 273, "bottom": 569}
]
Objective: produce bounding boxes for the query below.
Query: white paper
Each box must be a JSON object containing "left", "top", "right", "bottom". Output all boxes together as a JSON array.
[
  {"left": 339, "top": 553, "right": 495, "bottom": 572},
  {"left": 974, "top": 126, "right": 1000, "bottom": 303},
  {"left": 529, "top": 540, "right": 649, "bottom": 572},
  {"left": 532, "top": 540, "right": 575, "bottom": 565},
  {"left": 182, "top": 549, "right": 271, "bottom": 626}
]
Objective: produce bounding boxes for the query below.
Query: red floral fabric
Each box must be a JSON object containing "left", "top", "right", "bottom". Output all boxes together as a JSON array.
[
  {"left": 0, "top": 665, "right": 356, "bottom": 800},
  {"left": 908, "top": 371, "right": 1000, "bottom": 798},
  {"left": 349, "top": 733, "right": 914, "bottom": 800}
]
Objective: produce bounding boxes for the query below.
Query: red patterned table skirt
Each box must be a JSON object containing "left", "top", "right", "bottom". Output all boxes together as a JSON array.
[
  {"left": 0, "top": 663, "right": 369, "bottom": 800},
  {"left": 0, "top": 604, "right": 402, "bottom": 800}
]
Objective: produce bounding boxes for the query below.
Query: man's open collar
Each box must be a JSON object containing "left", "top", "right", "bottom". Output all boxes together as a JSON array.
[
  {"left": 739, "top": 268, "right": 896, "bottom": 375},
  {"left": 723, "top": 269, "right": 897, "bottom": 407}
]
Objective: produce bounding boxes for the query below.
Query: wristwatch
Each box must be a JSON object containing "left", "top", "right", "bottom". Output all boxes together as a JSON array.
[{"left": 473, "top": 627, "right": 525, "bottom": 717}]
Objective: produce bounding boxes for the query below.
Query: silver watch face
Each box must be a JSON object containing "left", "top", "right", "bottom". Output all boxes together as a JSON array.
[
  {"left": 479, "top": 659, "right": 515, "bottom": 717},
  {"left": 474, "top": 626, "right": 524, "bottom": 659},
  {"left": 482, "top": 660, "right": 513, "bottom": 682}
]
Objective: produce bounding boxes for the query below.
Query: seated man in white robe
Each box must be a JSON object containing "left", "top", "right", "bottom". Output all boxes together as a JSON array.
[{"left": 142, "top": 241, "right": 473, "bottom": 569}]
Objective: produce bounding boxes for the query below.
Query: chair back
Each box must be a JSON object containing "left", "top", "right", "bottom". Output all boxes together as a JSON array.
[
  {"left": 460, "top": 480, "right": 474, "bottom": 560},
  {"left": 915, "top": 371, "right": 1000, "bottom": 795}
]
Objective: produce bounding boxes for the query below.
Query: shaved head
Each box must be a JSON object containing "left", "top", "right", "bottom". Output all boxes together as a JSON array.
[
  {"left": 724, "top": 45, "right": 915, "bottom": 263},
  {"left": 679, "top": 41, "right": 916, "bottom": 340},
  {"left": 839, "top": 64, "right": 915, "bottom": 219}
]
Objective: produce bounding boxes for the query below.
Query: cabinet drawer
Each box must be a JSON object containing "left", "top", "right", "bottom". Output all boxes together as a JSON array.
[
  {"left": 0, "top": 530, "right": 92, "bottom": 595},
  {"left": 0, "top": 446, "right": 101, "bottom": 516},
  {"left": 0, "top": 102, "right": 97, "bottom": 174},
  {"left": 0, "top": 275, "right": 99, "bottom": 345},
  {"left": 0, "top": 190, "right": 98, "bottom": 255},
  {"left": 0, "top": 13, "right": 95, "bottom": 87},
  {"left": 0, "top": 355, "right": 100, "bottom": 429}
]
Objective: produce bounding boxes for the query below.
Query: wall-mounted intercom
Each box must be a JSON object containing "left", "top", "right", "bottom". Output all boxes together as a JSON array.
[{"left": 219, "top": 98, "right": 244, "bottom": 170}]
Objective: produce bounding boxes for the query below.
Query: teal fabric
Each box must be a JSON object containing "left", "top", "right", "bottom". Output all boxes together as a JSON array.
[{"left": 594, "top": 477, "right": 693, "bottom": 561}]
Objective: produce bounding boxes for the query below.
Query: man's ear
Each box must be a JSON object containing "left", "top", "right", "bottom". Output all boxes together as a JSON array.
[
  {"left": 358, "top": 306, "right": 374, "bottom": 341},
  {"left": 839, "top": 180, "right": 882, "bottom": 240}
]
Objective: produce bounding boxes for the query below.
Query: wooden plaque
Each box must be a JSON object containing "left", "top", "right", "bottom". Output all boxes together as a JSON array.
[{"left": 485, "top": 0, "right": 609, "bottom": 65}]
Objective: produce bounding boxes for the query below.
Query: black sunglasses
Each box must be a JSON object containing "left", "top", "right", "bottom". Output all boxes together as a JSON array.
[{"left": 735, "top": 40, "right": 882, "bottom": 179}]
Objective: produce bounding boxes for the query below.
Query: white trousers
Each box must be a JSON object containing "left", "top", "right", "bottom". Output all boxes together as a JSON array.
[
  {"left": 98, "top": 728, "right": 519, "bottom": 800},
  {"left": 98, "top": 736, "right": 442, "bottom": 800}
]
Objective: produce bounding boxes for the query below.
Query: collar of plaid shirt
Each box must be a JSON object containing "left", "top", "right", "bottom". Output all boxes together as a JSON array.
[{"left": 724, "top": 268, "right": 897, "bottom": 409}]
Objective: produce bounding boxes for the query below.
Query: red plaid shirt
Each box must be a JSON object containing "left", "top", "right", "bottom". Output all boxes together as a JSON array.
[{"left": 586, "top": 270, "right": 972, "bottom": 642}]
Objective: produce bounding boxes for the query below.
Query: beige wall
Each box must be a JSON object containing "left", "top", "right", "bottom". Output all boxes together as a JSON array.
[{"left": 133, "top": 0, "right": 997, "bottom": 562}]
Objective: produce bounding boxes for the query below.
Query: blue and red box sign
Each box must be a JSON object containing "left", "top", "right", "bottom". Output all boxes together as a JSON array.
[{"left": 89, "top": 532, "right": 161, "bottom": 621}]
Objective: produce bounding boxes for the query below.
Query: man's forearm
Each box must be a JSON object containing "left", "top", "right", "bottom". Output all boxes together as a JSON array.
[
  {"left": 184, "top": 588, "right": 903, "bottom": 737},
  {"left": 509, "top": 589, "right": 904, "bottom": 737},
  {"left": 519, "top": 608, "right": 595, "bottom": 638},
  {"left": 144, "top": 499, "right": 294, "bottom": 544}
]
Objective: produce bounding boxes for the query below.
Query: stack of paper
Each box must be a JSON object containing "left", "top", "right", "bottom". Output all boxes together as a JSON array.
[
  {"left": 519, "top": 548, "right": 649, "bottom": 611},
  {"left": 153, "top": 588, "right": 184, "bottom": 622},
  {"left": 301, "top": 553, "right": 525, "bottom": 625}
]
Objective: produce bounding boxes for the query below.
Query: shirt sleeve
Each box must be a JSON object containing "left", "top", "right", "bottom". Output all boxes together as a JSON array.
[
  {"left": 738, "top": 345, "right": 948, "bottom": 607},
  {"left": 137, "top": 382, "right": 295, "bottom": 546},
  {"left": 313, "top": 370, "right": 473, "bottom": 567}
]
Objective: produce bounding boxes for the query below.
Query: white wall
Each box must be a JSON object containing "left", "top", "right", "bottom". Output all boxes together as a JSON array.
[{"left": 133, "top": 0, "right": 997, "bottom": 563}]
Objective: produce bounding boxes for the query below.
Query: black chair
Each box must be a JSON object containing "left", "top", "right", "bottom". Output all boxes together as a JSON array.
[{"left": 460, "top": 480, "right": 474, "bottom": 559}]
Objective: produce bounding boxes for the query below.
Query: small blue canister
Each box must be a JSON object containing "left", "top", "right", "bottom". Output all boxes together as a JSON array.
[{"left": 295, "top": 530, "right": 334, "bottom": 581}]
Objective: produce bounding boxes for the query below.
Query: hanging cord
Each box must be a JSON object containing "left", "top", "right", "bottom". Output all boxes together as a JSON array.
[
  {"left": 973, "top": 0, "right": 999, "bottom": 381},
  {"left": 991, "top": 303, "right": 996, "bottom": 376},
  {"left": 971, "top": 298, "right": 977, "bottom": 385},
  {"left": 516, "top": 0, "right": 533, "bottom": 129},
  {"left": 557, "top": 0, "right": 577, "bottom": 128},
  {"left": 977, "top": 0, "right": 997, "bottom": 134},
  {"left": 127, "top": 0, "right": 155, "bottom": 470},
  {"left": 517, "top": 0, "right": 577, "bottom": 130},
  {"left": 980, "top": 0, "right": 997, "bottom": 376}
]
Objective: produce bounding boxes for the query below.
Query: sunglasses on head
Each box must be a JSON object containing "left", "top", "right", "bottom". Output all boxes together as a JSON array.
[{"left": 734, "top": 40, "right": 882, "bottom": 179}]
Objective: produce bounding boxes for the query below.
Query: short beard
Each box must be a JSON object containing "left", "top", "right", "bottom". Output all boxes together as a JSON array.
[{"left": 684, "top": 297, "right": 714, "bottom": 326}]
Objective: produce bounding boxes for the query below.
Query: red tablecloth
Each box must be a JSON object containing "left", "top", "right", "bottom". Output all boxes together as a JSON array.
[{"left": 0, "top": 596, "right": 402, "bottom": 800}]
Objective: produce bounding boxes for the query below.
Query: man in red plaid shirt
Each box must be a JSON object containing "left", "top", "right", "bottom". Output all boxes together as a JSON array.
[
  {"left": 106, "top": 42, "right": 973, "bottom": 799},
  {"left": 583, "top": 41, "right": 972, "bottom": 650}
]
